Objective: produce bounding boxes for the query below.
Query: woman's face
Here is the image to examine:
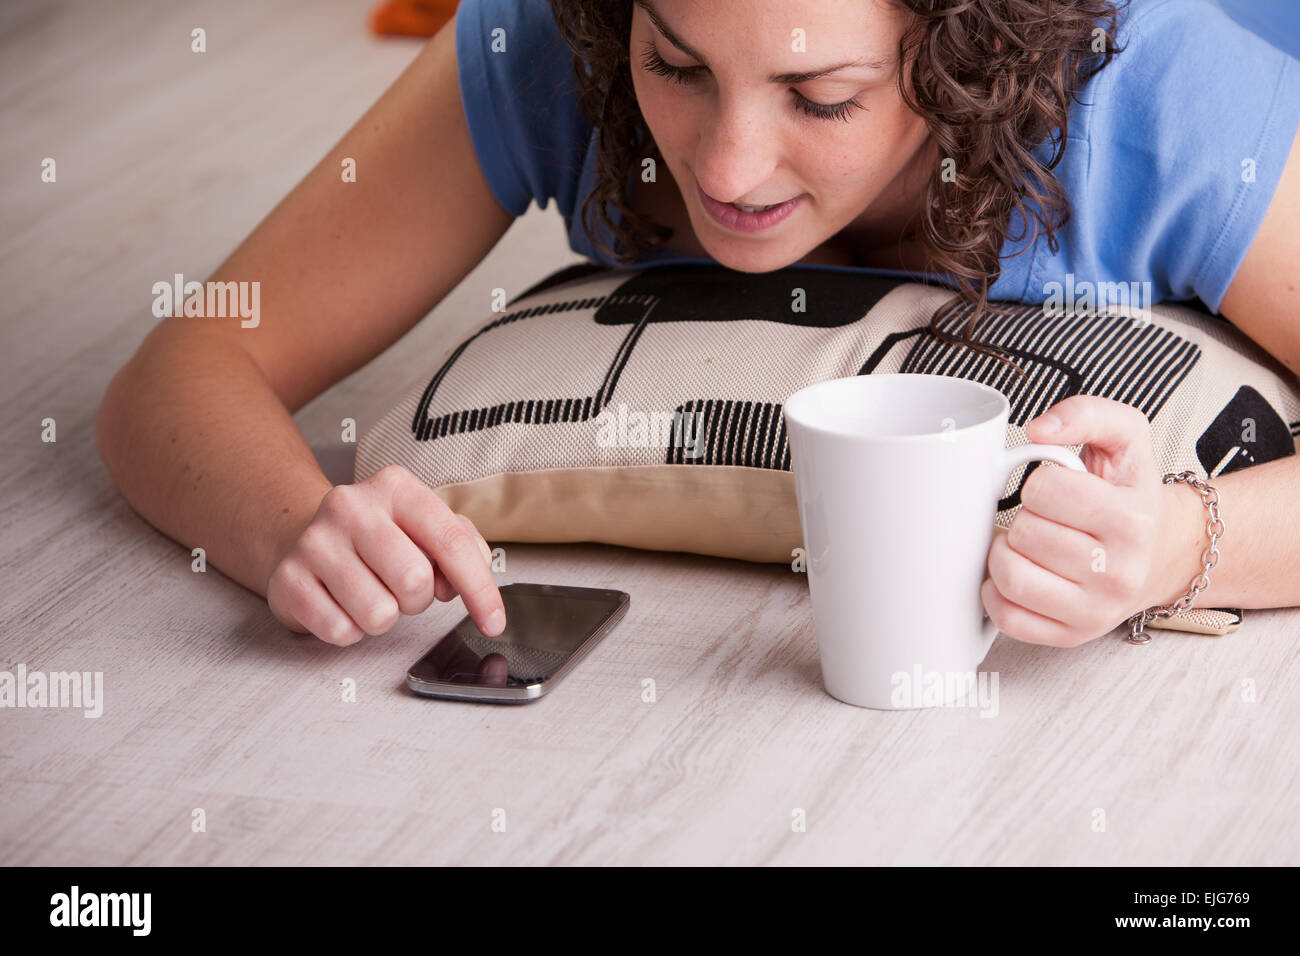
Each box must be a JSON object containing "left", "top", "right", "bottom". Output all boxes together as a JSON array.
[{"left": 629, "top": 0, "right": 933, "bottom": 273}]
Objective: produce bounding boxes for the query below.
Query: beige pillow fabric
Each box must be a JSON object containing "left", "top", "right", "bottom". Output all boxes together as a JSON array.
[{"left": 355, "top": 263, "right": 1300, "bottom": 636}]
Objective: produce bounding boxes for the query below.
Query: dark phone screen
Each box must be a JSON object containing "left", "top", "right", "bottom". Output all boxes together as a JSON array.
[{"left": 408, "top": 586, "right": 624, "bottom": 688}]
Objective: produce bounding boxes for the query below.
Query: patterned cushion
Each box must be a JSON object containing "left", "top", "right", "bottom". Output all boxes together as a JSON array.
[{"left": 355, "top": 263, "right": 1300, "bottom": 636}]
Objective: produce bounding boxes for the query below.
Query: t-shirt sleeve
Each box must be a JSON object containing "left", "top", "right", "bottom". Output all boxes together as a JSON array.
[
  {"left": 454, "top": 0, "right": 592, "bottom": 218},
  {"left": 1082, "top": 0, "right": 1300, "bottom": 313}
]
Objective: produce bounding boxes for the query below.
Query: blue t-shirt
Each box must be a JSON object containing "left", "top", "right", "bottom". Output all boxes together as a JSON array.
[{"left": 455, "top": 0, "right": 1300, "bottom": 314}]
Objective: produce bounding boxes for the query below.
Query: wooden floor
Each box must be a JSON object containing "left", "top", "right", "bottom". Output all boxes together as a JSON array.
[{"left": 2, "top": 0, "right": 1298, "bottom": 866}]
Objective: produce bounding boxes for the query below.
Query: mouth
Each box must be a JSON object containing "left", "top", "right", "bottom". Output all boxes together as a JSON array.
[{"left": 695, "top": 181, "right": 803, "bottom": 234}]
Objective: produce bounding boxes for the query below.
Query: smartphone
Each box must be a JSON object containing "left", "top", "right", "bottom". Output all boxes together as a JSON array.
[{"left": 406, "top": 583, "right": 630, "bottom": 703}]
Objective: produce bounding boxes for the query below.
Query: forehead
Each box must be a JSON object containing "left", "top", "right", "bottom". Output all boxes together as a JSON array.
[{"left": 635, "top": 0, "right": 905, "bottom": 71}]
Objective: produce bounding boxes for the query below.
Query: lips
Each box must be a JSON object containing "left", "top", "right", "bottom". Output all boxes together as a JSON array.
[{"left": 696, "top": 181, "right": 803, "bottom": 234}]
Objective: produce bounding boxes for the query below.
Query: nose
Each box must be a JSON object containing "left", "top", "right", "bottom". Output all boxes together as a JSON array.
[{"left": 691, "top": 90, "right": 780, "bottom": 205}]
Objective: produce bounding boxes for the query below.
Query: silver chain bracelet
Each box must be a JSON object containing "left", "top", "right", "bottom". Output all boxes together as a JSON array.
[{"left": 1125, "top": 470, "right": 1225, "bottom": 644}]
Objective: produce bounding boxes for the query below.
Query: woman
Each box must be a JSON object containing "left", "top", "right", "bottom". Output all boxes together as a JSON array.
[{"left": 96, "top": 0, "right": 1300, "bottom": 649}]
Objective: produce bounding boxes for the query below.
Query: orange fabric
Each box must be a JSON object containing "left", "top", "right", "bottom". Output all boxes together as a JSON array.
[{"left": 369, "top": 0, "right": 459, "bottom": 37}]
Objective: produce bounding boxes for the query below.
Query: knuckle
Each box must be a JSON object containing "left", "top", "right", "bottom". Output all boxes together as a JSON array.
[
  {"left": 270, "top": 570, "right": 315, "bottom": 627},
  {"left": 1110, "top": 551, "right": 1144, "bottom": 587},
  {"left": 982, "top": 581, "right": 1006, "bottom": 628},
  {"left": 985, "top": 552, "right": 1004, "bottom": 592},
  {"left": 987, "top": 545, "right": 1013, "bottom": 592},
  {"left": 452, "top": 512, "right": 485, "bottom": 542},
  {"left": 434, "top": 518, "right": 473, "bottom": 556},
  {"left": 993, "top": 567, "right": 1013, "bottom": 606},
  {"left": 989, "top": 603, "right": 1013, "bottom": 637},
  {"left": 397, "top": 562, "right": 434, "bottom": 601},
  {"left": 266, "top": 560, "right": 295, "bottom": 593},
  {"left": 360, "top": 598, "right": 401, "bottom": 635},
  {"left": 273, "top": 560, "right": 314, "bottom": 598},
  {"left": 1006, "top": 516, "right": 1028, "bottom": 554},
  {"left": 1133, "top": 508, "right": 1158, "bottom": 538},
  {"left": 1024, "top": 467, "right": 1052, "bottom": 500},
  {"left": 371, "top": 464, "right": 409, "bottom": 491},
  {"left": 1019, "top": 473, "right": 1039, "bottom": 507},
  {"left": 433, "top": 572, "right": 459, "bottom": 602},
  {"left": 1116, "top": 511, "right": 1154, "bottom": 548},
  {"left": 296, "top": 524, "right": 333, "bottom": 564},
  {"left": 323, "top": 616, "right": 363, "bottom": 646},
  {"left": 1091, "top": 502, "right": 1120, "bottom": 537},
  {"left": 321, "top": 483, "right": 364, "bottom": 520},
  {"left": 997, "top": 563, "right": 1025, "bottom": 603},
  {"left": 462, "top": 577, "right": 497, "bottom": 608}
]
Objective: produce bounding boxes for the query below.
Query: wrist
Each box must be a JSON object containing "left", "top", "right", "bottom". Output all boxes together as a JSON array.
[
  {"left": 250, "top": 473, "right": 335, "bottom": 597},
  {"left": 1143, "top": 478, "right": 1211, "bottom": 610}
]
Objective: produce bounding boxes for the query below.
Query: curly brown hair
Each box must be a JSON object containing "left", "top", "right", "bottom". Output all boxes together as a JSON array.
[{"left": 546, "top": 0, "right": 1130, "bottom": 377}]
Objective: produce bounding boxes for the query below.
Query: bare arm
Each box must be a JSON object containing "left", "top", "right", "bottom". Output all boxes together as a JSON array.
[
  {"left": 1149, "top": 124, "right": 1300, "bottom": 612},
  {"left": 96, "top": 18, "right": 514, "bottom": 640}
]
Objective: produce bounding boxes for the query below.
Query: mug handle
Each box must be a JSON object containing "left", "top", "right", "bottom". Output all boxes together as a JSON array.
[{"left": 980, "top": 442, "right": 1089, "bottom": 644}]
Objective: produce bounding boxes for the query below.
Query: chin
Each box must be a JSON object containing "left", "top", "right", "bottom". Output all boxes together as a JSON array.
[{"left": 699, "top": 235, "right": 806, "bottom": 274}]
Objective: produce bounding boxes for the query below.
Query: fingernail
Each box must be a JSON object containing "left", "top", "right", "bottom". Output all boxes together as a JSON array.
[
  {"left": 1033, "top": 413, "right": 1061, "bottom": 434},
  {"left": 484, "top": 607, "right": 505, "bottom": 637}
]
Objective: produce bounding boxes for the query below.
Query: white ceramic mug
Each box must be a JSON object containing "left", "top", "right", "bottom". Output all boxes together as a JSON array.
[{"left": 783, "top": 374, "right": 1087, "bottom": 710}]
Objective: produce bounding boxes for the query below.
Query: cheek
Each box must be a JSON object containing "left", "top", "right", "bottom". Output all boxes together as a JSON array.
[
  {"left": 803, "top": 130, "right": 882, "bottom": 194},
  {"left": 633, "top": 79, "right": 692, "bottom": 157},
  {"left": 820, "top": 110, "right": 919, "bottom": 188}
]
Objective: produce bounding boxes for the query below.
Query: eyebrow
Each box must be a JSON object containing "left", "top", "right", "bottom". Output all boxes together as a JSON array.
[{"left": 633, "top": 0, "right": 891, "bottom": 82}]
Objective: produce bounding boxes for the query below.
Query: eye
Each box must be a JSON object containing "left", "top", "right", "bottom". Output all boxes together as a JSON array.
[
  {"left": 639, "top": 42, "right": 704, "bottom": 86},
  {"left": 638, "top": 43, "right": 865, "bottom": 123},
  {"left": 793, "top": 92, "right": 865, "bottom": 123}
]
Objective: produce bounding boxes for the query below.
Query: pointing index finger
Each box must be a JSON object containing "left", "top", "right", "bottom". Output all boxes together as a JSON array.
[{"left": 392, "top": 484, "right": 505, "bottom": 637}]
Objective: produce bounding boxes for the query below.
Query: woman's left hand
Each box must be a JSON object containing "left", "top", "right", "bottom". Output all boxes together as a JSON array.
[{"left": 981, "top": 395, "right": 1169, "bottom": 647}]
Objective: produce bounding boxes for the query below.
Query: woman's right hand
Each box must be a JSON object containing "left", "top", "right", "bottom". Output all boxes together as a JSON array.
[{"left": 266, "top": 464, "right": 505, "bottom": 646}]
